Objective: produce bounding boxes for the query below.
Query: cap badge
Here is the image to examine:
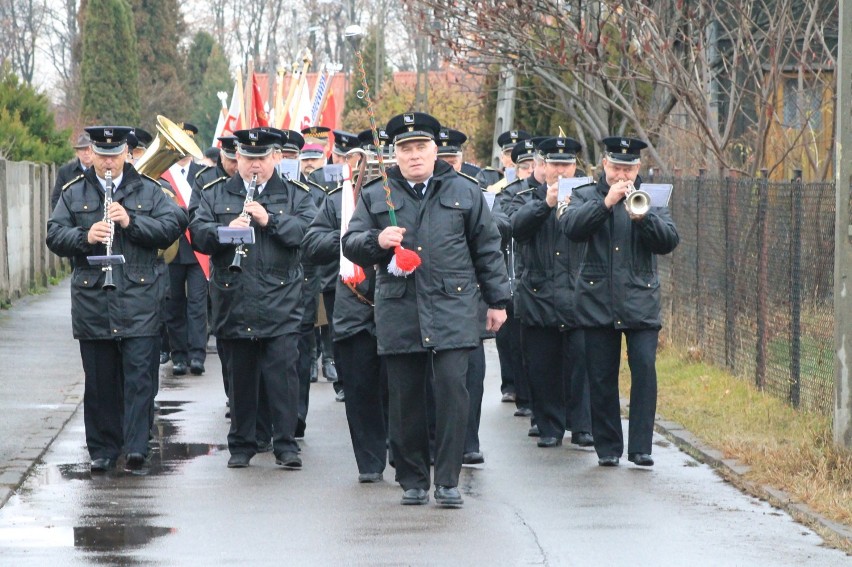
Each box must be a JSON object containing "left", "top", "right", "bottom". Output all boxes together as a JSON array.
[
  {"left": 249, "top": 131, "right": 258, "bottom": 141},
  {"left": 620, "top": 139, "right": 630, "bottom": 148},
  {"left": 403, "top": 114, "right": 415, "bottom": 125},
  {"left": 556, "top": 139, "right": 565, "bottom": 147},
  {"left": 104, "top": 128, "right": 113, "bottom": 138}
]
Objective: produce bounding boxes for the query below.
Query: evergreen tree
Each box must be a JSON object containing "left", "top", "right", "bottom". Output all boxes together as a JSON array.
[
  {"left": 186, "top": 32, "right": 215, "bottom": 95},
  {"left": 130, "top": 0, "right": 189, "bottom": 129},
  {"left": 79, "top": 0, "right": 140, "bottom": 126},
  {"left": 0, "top": 63, "right": 73, "bottom": 163},
  {"left": 192, "top": 43, "right": 232, "bottom": 147}
]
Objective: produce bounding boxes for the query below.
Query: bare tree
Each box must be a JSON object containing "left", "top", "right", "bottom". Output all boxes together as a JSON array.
[
  {"left": 403, "top": 0, "right": 837, "bottom": 178},
  {"left": 0, "top": 0, "right": 46, "bottom": 84}
]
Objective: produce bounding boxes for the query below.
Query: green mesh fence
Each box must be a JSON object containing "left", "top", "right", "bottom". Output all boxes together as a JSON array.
[{"left": 656, "top": 175, "right": 835, "bottom": 414}]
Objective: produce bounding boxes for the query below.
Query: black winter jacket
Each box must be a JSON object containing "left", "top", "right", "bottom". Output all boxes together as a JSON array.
[
  {"left": 342, "top": 160, "right": 509, "bottom": 355},
  {"left": 47, "top": 163, "right": 188, "bottom": 339},
  {"left": 560, "top": 176, "right": 679, "bottom": 329}
]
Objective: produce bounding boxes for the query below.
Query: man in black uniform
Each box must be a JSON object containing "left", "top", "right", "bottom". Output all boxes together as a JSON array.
[
  {"left": 561, "top": 137, "right": 679, "bottom": 467},
  {"left": 163, "top": 122, "right": 208, "bottom": 376},
  {"left": 511, "top": 137, "right": 594, "bottom": 448},
  {"left": 47, "top": 125, "right": 187, "bottom": 473},
  {"left": 189, "top": 128, "right": 317, "bottom": 469},
  {"left": 303, "top": 154, "right": 389, "bottom": 482},
  {"left": 343, "top": 112, "right": 509, "bottom": 507},
  {"left": 51, "top": 133, "right": 94, "bottom": 211}
]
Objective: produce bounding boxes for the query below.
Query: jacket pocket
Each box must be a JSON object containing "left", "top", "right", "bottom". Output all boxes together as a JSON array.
[
  {"left": 442, "top": 275, "right": 475, "bottom": 295},
  {"left": 73, "top": 268, "right": 102, "bottom": 288},
  {"left": 438, "top": 193, "right": 472, "bottom": 233},
  {"left": 375, "top": 278, "right": 406, "bottom": 299},
  {"left": 126, "top": 198, "right": 154, "bottom": 214},
  {"left": 214, "top": 203, "right": 241, "bottom": 224},
  {"left": 123, "top": 265, "right": 157, "bottom": 286},
  {"left": 69, "top": 200, "right": 103, "bottom": 229}
]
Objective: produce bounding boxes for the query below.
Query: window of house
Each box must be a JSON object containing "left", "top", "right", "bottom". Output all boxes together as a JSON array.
[{"left": 783, "top": 78, "right": 823, "bottom": 131}]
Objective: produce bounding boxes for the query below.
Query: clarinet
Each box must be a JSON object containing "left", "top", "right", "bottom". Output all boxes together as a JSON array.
[
  {"left": 102, "top": 170, "right": 117, "bottom": 290},
  {"left": 228, "top": 173, "right": 257, "bottom": 273}
]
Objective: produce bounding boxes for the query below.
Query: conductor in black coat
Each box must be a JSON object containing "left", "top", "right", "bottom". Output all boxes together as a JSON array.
[
  {"left": 560, "top": 137, "right": 679, "bottom": 467},
  {"left": 343, "top": 113, "right": 510, "bottom": 508}
]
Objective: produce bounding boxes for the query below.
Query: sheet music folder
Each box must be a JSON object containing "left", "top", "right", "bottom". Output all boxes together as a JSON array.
[
  {"left": 639, "top": 183, "right": 674, "bottom": 207},
  {"left": 217, "top": 227, "right": 255, "bottom": 245},
  {"left": 558, "top": 177, "right": 595, "bottom": 201},
  {"left": 86, "top": 254, "right": 126, "bottom": 266}
]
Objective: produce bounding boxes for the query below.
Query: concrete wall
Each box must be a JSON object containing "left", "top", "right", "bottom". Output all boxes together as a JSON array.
[{"left": 0, "top": 160, "right": 66, "bottom": 304}]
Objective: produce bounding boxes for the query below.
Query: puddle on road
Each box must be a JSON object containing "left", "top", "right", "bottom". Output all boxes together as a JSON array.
[{"left": 0, "top": 399, "right": 224, "bottom": 561}]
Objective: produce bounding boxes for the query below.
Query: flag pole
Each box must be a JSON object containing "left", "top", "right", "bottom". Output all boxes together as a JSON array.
[{"left": 288, "top": 49, "right": 314, "bottom": 130}]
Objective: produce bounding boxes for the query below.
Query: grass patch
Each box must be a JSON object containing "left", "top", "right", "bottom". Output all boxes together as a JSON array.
[{"left": 653, "top": 347, "right": 852, "bottom": 530}]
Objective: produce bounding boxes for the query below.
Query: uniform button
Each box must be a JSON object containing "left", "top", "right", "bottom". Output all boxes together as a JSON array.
[
  {"left": 454, "top": 202, "right": 459, "bottom": 206},
  {"left": 226, "top": 207, "right": 231, "bottom": 211},
  {"left": 113, "top": 329, "right": 118, "bottom": 333},
  {"left": 225, "top": 283, "right": 229, "bottom": 287},
  {"left": 589, "top": 281, "right": 594, "bottom": 285},
  {"left": 457, "top": 286, "right": 462, "bottom": 291},
  {"left": 533, "top": 288, "right": 537, "bottom": 292},
  {"left": 647, "top": 283, "right": 651, "bottom": 287},
  {"left": 83, "top": 205, "right": 88, "bottom": 210},
  {"left": 247, "top": 327, "right": 252, "bottom": 332},
  {"left": 140, "top": 278, "right": 145, "bottom": 282},
  {"left": 137, "top": 204, "right": 142, "bottom": 209},
  {"left": 281, "top": 281, "right": 284, "bottom": 285},
  {"left": 424, "top": 337, "right": 430, "bottom": 342},
  {"left": 615, "top": 247, "right": 620, "bottom": 251},
  {"left": 556, "top": 251, "right": 560, "bottom": 256},
  {"left": 617, "top": 321, "right": 622, "bottom": 325},
  {"left": 278, "top": 210, "right": 283, "bottom": 214},
  {"left": 83, "top": 281, "right": 88, "bottom": 285}
]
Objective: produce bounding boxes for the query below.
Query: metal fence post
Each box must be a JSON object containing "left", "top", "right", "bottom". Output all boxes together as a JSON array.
[
  {"left": 756, "top": 168, "right": 769, "bottom": 390},
  {"left": 697, "top": 169, "right": 706, "bottom": 347},
  {"left": 725, "top": 173, "right": 736, "bottom": 370},
  {"left": 790, "top": 169, "right": 803, "bottom": 407}
]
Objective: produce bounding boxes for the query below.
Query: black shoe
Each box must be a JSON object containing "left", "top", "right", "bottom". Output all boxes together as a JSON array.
[
  {"left": 537, "top": 437, "right": 563, "bottom": 448},
  {"left": 462, "top": 452, "right": 485, "bottom": 465},
  {"left": 598, "top": 456, "right": 620, "bottom": 467},
  {"left": 189, "top": 359, "right": 205, "bottom": 375},
  {"left": 434, "top": 485, "right": 463, "bottom": 508},
  {"left": 501, "top": 391, "right": 516, "bottom": 403},
  {"left": 172, "top": 361, "right": 188, "bottom": 376},
  {"left": 335, "top": 389, "right": 345, "bottom": 402},
  {"left": 90, "top": 457, "right": 115, "bottom": 473},
  {"left": 256, "top": 440, "right": 273, "bottom": 453},
  {"left": 514, "top": 407, "right": 532, "bottom": 417},
  {"left": 322, "top": 361, "right": 338, "bottom": 381},
  {"left": 628, "top": 453, "right": 654, "bottom": 466},
  {"left": 159, "top": 351, "right": 170, "bottom": 365},
  {"left": 571, "top": 432, "right": 595, "bottom": 447},
  {"left": 275, "top": 451, "right": 302, "bottom": 470},
  {"left": 527, "top": 424, "right": 540, "bottom": 437},
  {"left": 358, "top": 472, "right": 383, "bottom": 483},
  {"left": 309, "top": 360, "right": 318, "bottom": 383},
  {"left": 400, "top": 488, "right": 429, "bottom": 505},
  {"left": 295, "top": 418, "right": 306, "bottom": 439},
  {"left": 124, "top": 453, "right": 146, "bottom": 472},
  {"left": 227, "top": 453, "right": 252, "bottom": 468}
]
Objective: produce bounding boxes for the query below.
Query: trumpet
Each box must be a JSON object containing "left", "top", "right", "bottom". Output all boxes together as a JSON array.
[
  {"left": 228, "top": 173, "right": 257, "bottom": 273},
  {"left": 624, "top": 182, "right": 651, "bottom": 216},
  {"left": 102, "top": 170, "right": 117, "bottom": 291}
]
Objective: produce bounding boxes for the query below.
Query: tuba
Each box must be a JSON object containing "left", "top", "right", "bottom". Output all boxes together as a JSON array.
[
  {"left": 135, "top": 115, "right": 203, "bottom": 178},
  {"left": 135, "top": 116, "right": 203, "bottom": 262}
]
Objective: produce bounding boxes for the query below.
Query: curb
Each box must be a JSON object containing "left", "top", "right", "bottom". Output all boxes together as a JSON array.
[{"left": 654, "top": 417, "right": 852, "bottom": 555}]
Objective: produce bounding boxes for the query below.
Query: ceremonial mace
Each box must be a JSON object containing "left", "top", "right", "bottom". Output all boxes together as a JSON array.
[{"left": 344, "top": 24, "right": 421, "bottom": 276}]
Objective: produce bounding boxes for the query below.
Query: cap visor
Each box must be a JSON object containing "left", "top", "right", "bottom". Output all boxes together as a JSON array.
[
  {"left": 606, "top": 152, "right": 640, "bottom": 165},
  {"left": 237, "top": 145, "right": 273, "bottom": 157},
  {"left": 545, "top": 155, "right": 577, "bottom": 163},
  {"left": 394, "top": 132, "right": 434, "bottom": 144},
  {"left": 92, "top": 143, "right": 126, "bottom": 156}
]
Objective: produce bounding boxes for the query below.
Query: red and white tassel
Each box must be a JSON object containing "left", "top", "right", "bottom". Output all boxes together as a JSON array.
[{"left": 387, "top": 246, "right": 421, "bottom": 277}]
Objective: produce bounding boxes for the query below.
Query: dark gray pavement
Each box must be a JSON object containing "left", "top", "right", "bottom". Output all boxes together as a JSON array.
[{"left": 0, "top": 282, "right": 850, "bottom": 565}]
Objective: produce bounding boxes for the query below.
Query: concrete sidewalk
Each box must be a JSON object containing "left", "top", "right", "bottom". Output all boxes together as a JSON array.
[{"left": 0, "top": 280, "right": 83, "bottom": 507}]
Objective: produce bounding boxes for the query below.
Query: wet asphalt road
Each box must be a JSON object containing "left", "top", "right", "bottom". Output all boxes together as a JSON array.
[{"left": 1, "top": 336, "right": 851, "bottom": 567}]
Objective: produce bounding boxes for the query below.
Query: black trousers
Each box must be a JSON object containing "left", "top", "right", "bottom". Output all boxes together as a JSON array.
[
  {"left": 584, "top": 327, "right": 659, "bottom": 457},
  {"left": 321, "top": 290, "right": 343, "bottom": 393},
  {"left": 80, "top": 337, "right": 158, "bottom": 459},
  {"left": 220, "top": 334, "right": 300, "bottom": 456},
  {"left": 338, "top": 330, "right": 388, "bottom": 474},
  {"left": 296, "top": 268, "right": 321, "bottom": 429},
  {"left": 165, "top": 262, "right": 208, "bottom": 363},
  {"left": 464, "top": 341, "right": 485, "bottom": 454},
  {"left": 386, "top": 348, "right": 470, "bottom": 491},
  {"left": 564, "top": 330, "right": 592, "bottom": 434},
  {"left": 496, "top": 302, "right": 530, "bottom": 409}
]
